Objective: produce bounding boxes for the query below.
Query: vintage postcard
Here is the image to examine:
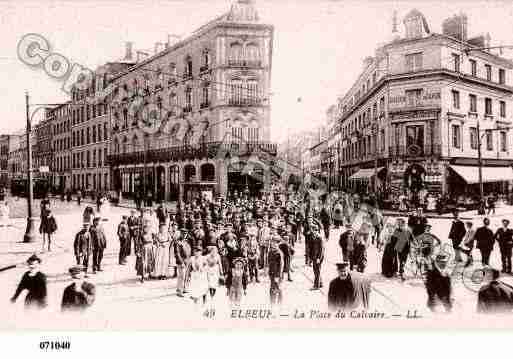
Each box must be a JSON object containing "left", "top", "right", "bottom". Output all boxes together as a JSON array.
[{"left": 1, "top": 0, "right": 513, "bottom": 333}]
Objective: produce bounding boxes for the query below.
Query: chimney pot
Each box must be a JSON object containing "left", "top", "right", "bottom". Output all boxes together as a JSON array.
[{"left": 124, "top": 41, "right": 134, "bottom": 60}]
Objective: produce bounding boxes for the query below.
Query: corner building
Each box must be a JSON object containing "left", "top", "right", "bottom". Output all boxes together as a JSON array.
[
  {"left": 108, "top": 0, "right": 275, "bottom": 202},
  {"left": 333, "top": 10, "right": 513, "bottom": 200}
]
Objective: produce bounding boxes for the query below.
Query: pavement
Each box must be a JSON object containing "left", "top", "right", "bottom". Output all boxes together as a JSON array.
[{"left": 1, "top": 199, "right": 513, "bottom": 329}]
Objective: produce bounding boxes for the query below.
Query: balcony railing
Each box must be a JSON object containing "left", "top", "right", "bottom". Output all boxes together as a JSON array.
[
  {"left": 200, "top": 101, "right": 211, "bottom": 109},
  {"left": 388, "top": 144, "right": 442, "bottom": 158},
  {"left": 228, "top": 98, "right": 262, "bottom": 106},
  {"left": 107, "top": 141, "right": 278, "bottom": 166},
  {"left": 228, "top": 60, "right": 262, "bottom": 68}
]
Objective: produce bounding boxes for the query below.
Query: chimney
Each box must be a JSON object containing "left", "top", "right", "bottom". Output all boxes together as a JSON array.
[
  {"left": 154, "top": 42, "right": 163, "bottom": 54},
  {"left": 442, "top": 13, "right": 468, "bottom": 42},
  {"left": 124, "top": 41, "right": 134, "bottom": 60},
  {"left": 136, "top": 50, "right": 149, "bottom": 62}
]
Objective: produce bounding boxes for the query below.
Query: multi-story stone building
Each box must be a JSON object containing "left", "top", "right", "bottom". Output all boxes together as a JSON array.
[
  {"left": 331, "top": 10, "right": 513, "bottom": 200},
  {"left": 107, "top": 0, "right": 275, "bottom": 201},
  {"left": 70, "top": 59, "right": 134, "bottom": 194},
  {"left": 8, "top": 132, "right": 27, "bottom": 180},
  {"left": 48, "top": 103, "right": 72, "bottom": 191},
  {"left": 0, "top": 135, "right": 10, "bottom": 187},
  {"left": 33, "top": 111, "right": 54, "bottom": 184}
]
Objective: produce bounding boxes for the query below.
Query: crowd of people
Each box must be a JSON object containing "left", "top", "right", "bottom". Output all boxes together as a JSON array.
[{"left": 7, "top": 189, "right": 513, "bottom": 316}]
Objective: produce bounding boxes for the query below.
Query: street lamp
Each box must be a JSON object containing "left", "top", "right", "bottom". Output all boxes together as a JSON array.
[{"left": 23, "top": 93, "right": 58, "bottom": 243}]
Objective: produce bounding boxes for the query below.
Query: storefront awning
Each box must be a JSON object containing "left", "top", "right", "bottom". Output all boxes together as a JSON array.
[
  {"left": 349, "top": 167, "right": 384, "bottom": 180},
  {"left": 450, "top": 165, "right": 513, "bottom": 184}
]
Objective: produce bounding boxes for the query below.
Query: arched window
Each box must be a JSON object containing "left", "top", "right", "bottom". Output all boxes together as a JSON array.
[
  {"left": 201, "top": 82, "right": 210, "bottom": 107},
  {"left": 184, "top": 56, "right": 192, "bottom": 77},
  {"left": 200, "top": 163, "right": 215, "bottom": 182},
  {"left": 229, "top": 43, "right": 243, "bottom": 65},
  {"left": 245, "top": 43, "right": 260, "bottom": 63},
  {"left": 184, "top": 164, "right": 196, "bottom": 182}
]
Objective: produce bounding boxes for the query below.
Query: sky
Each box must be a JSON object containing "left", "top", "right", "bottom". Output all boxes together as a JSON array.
[{"left": 0, "top": 0, "right": 512, "bottom": 141}]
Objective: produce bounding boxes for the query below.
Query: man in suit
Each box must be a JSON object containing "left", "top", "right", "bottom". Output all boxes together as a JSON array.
[
  {"left": 448, "top": 211, "right": 466, "bottom": 263},
  {"left": 475, "top": 217, "right": 495, "bottom": 266},
  {"left": 267, "top": 235, "right": 284, "bottom": 306},
  {"left": 328, "top": 261, "right": 370, "bottom": 311},
  {"left": 494, "top": 219, "right": 513, "bottom": 273},
  {"left": 477, "top": 267, "right": 513, "bottom": 313},
  {"left": 90, "top": 217, "right": 107, "bottom": 273},
  {"left": 392, "top": 218, "right": 414, "bottom": 281},
  {"left": 309, "top": 222, "right": 325, "bottom": 290},
  {"left": 73, "top": 223, "right": 92, "bottom": 275}
]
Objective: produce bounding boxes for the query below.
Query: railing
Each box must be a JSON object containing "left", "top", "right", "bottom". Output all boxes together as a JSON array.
[
  {"left": 388, "top": 144, "right": 442, "bottom": 158},
  {"left": 228, "top": 60, "right": 262, "bottom": 68},
  {"left": 183, "top": 105, "right": 193, "bottom": 113},
  {"left": 182, "top": 73, "right": 193, "bottom": 80},
  {"left": 107, "top": 141, "right": 278, "bottom": 166},
  {"left": 200, "top": 101, "right": 211, "bottom": 109},
  {"left": 228, "top": 98, "right": 262, "bottom": 106}
]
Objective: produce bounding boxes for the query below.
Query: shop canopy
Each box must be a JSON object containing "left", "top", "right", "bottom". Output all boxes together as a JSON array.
[
  {"left": 349, "top": 167, "right": 384, "bottom": 180},
  {"left": 450, "top": 165, "right": 513, "bottom": 184}
]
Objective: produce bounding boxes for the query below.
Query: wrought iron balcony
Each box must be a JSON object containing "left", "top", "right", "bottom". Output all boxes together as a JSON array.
[
  {"left": 228, "top": 98, "right": 262, "bottom": 106},
  {"left": 228, "top": 60, "right": 262, "bottom": 68},
  {"left": 107, "top": 141, "right": 278, "bottom": 166},
  {"left": 388, "top": 144, "right": 442, "bottom": 158}
]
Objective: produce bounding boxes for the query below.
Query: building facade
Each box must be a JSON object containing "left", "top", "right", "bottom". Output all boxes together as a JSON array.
[
  {"left": 70, "top": 61, "right": 134, "bottom": 194},
  {"left": 0, "top": 135, "right": 10, "bottom": 187},
  {"left": 107, "top": 0, "right": 275, "bottom": 202},
  {"left": 330, "top": 10, "right": 513, "bottom": 200},
  {"left": 33, "top": 111, "right": 54, "bottom": 184},
  {"left": 8, "top": 133, "right": 27, "bottom": 180},
  {"left": 48, "top": 103, "right": 72, "bottom": 191}
]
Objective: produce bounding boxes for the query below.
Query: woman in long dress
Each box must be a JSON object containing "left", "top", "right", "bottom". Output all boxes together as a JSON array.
[
  {"left": 135, "top": 223, "right": 155, "bottom": 283},
  {"left": 188, "top": 247, "right": 208, "bottom": 305},
  {"left": 153, "top": 223, "right": 171, "bottom": 279},
  {"left": 380, "top": 222, "right": 398, "bottom": 278},
  {"left": 205, "top": 246, "right": 224, "bottom": 300}
]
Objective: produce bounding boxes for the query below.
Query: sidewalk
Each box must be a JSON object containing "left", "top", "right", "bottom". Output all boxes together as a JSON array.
[{"left": 383, "top": 202, "right": 513, "bottom": 220}]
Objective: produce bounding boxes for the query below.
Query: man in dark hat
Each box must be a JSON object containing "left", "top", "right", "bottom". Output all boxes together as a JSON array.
[
  {"left": 117, "top": 215, "right": 130, "bottom": 265},
  {"left": 279, "top": 234, "right": 294, "bottom": 282},
  {"left": 477, "top": 267, "right": 513, "bottom": 313},
  {"left": 74, "top": 223, "right": 92, "bottom": 275},
  {"left": 475, "top": 217, "right": 495, "bottom": 266},
  {"left": 494, "top": 219, "right": 513, "bottom": 273},
  {"left": 127, "top": 209, "right": 140, "bottom": 256},
  {"left": 61, "top": 265, "right": 96, "bottom": 312},
  {"left": 328, "top": 261, "right": 371, "bottom": 311},
  {"left": 11, "top": 254, "right": 47, "bottom": 309},
  {"left": 424, "top": 253, "right": 453, "bottom": 312},
  {"left": 90, "top": 217, "right": 107, "bottom": 273},
  {"left": 448, "top": 210, "right": 466, "bottom": 263}
]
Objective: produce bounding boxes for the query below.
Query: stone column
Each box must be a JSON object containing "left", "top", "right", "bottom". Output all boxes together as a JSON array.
[{"left": 164, "top": 165, "right": 170, "bottom": 202}]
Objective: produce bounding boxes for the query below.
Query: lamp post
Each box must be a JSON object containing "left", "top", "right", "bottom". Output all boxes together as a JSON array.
[{"left": 23, "top": 92, "right": 37, "bottom": 243}]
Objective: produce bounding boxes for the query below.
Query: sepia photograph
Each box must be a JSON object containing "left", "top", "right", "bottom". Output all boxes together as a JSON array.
[{"left": 1, "top": 0, "right": 513, "bottom": 340}]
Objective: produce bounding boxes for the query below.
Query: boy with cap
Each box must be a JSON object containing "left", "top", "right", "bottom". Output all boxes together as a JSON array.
[
  {"left": 226, "top": 257, "right": 247, "bottom": 306},
  {"left": 61, "top": 265, "right": 96, "bottom": 312},
  {"left": 11, "top": 254, "right": 47, "bottom": 309},
  {"left": 74, "top": 223, "right": 92, "bottom": 275},
  {"left": 247, "top": 231, "right": 260, "bottom": 283},
  {"left": 174, "top": 229, "right": 191, "bottom": 297},
  {"left": 268, "top": 235, "right": 284, "bottom": 306}
]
